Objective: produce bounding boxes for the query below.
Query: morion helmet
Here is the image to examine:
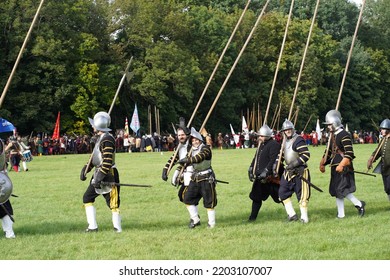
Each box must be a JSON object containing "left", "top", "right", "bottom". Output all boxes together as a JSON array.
[
  {"left": 190, "top": 127, "right": 203, "bottom": 142},
  {"left": 323, "top": 109, "right": 342, "bottom": 131},
  {"left": 258, "top": 124, "right": 273, "bottom": 138},
  {"left": 380, "top": 118, "right": 390, "bottom": 130},
  {"left": 281, "top": 119, "right": 295, "bottom": 132},
  {"left": 89, "top": 111, "right": 111, "bottom": 132}
]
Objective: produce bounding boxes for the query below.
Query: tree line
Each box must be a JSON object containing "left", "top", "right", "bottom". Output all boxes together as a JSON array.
[{"left": 0, "top": 0, "right": 389, "bottom": 137}]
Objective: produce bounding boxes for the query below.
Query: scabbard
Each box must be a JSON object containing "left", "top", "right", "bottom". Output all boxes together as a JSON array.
[
  {"left": 104, "top": 182, "right": 152, "bottom": 188},
  {"left": 215, "top": 179, "right": 229, "bottom": 184},
  {"left": 353, "top": 170, "right": 376, "bottom": 177}
]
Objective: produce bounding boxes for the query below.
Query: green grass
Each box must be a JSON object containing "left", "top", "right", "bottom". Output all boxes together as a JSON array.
[{"left": 1, "top": 143, "right": 389, "bottom": 260}]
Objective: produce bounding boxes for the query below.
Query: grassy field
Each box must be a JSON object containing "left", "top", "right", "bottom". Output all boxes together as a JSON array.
[{"left": 1, "top": 143, "right": 389, "bottom": 260}]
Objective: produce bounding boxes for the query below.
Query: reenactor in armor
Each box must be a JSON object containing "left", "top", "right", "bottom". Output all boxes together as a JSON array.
[
  {"left": 5, "top": 136, "right": 21, "bottom": 172},
  {"left": 0, "top": 139, "right": 15, "bottom": 238},
  {"left": 179, "top": 127, "right": 217, "bottom": 229},
  {"left": 247, "top": 124, "right": 282, "bottom": 221},
  {"left": 161, "top": 126, "right": 191, "bottom": 203},
  {"left": 276, "top": 119, "right": 311, "bottom": 223},
  {"left": 80, "top": 112, "right": 121, "bottom": 232},
  {"left": 367, "top": 118, "right": 390, "bottom": 202},
  {"left": 320, "top": 110, "right": 365, "bottom": 218}
]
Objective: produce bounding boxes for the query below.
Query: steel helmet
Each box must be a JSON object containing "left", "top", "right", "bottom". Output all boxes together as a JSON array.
[
  {"left": 258, "top": 124, "right": 273, "bottom": 138},
  {"left": 89, "top": 111, "right": 111, "bottom": 132},
  {"left": 380, "top": 118, "right": 390, "bottom": 130},
  {"left": 281, "top": 119, "right": 295, "bottom": 132},
  {"left": 190, "top": 127, "right": 203, "bottom": 142},
  {"left": 323, "top": 109, "right": 342, "bottom": 130}
]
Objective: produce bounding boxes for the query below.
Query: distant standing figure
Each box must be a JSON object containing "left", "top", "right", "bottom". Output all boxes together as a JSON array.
[{"left": 367, "top": 119, "right": 390, "bottom": 202}]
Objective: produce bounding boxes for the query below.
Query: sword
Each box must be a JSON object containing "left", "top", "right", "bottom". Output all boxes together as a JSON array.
[
  {"left": 1, "top": 205, "right": 15, "bottom": 223},
  {"left": 215, "top": 179, "right": 229, "bottom": 184},
  {"left": 102, "top": 182, "right": 152, "bottom": 188},
  {"left": 332, "top": 165, "right": 378, "bottom": 177},
  {"left": 352, "top": 170, "right": 376, "bottom": 177},
  {"left": 297, "top": 174, "right": 323, "bottom": 193}
]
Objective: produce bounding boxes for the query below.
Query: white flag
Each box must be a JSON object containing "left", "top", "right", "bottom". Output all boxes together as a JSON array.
[
  {"left": 242, "top": 116, "right": 249, "bottom": 133},
  {"left": 316, "top": 119, "right": 322, "bottom": 141},
  {"left": 230, "top": 124, "right": 240, "bottom": 145}
]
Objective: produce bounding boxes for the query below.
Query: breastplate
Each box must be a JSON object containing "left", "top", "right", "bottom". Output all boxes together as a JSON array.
[
  {"left": 192, "top": 144, "right": 211, "bottom": 171},
  {"left": 92, "top": 136, "right": 103, "bottom": 167},
  {"left": 178, "top": 143, "right": 188, "bottom": 159},
  {"left": 284, "top": 136, "right": 299, "bottom": 165}
]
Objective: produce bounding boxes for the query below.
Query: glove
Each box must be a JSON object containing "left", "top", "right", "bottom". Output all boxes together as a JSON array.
[
  {"left": 319, "top": 157, "right": 326, "bottom": 173},
  {"left": 258, "top": 168, "right": 268, "bottom": 180},
  {"left": 162, "top": 168, "right": 168, "bottom": 181},
  {"left": 92, "top": 170, "right": 105, "bottom": 187},
  {"left": 286, "top": 160, "right": 299, "bottom": 171},
  {"left": 178, "top": 157, "right": 189, "bottom": 164},
  {"left": 80, "top": 165, "right": 87, "bottom": 181},
  {"left": 248, "top": 167, "right": 254, "bottom": 182},
  {"left": 171, "top": 169, "right": 180, "bottom": 186},
  {"left": 336, "top": 157, "right": 351, "bottom": 173},
  {"left": 367, "top": 155, "right": 374, "bottom": 170},
  {"left": 272, "top": 162, "right": 278, "bottom": 177}
]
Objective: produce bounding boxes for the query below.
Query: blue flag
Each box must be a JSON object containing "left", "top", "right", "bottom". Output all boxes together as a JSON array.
[
  {"left": 130, "top": 104, "right": 140, "bottom": 135},
  {"left": 0, "top": 118, "right": 15, "bottom": 133}
]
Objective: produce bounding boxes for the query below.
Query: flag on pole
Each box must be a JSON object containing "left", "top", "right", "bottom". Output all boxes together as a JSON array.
[
  {"left": 316, "top": 118, "right": 322, "bottom": 141},
  {"left": 130, "top": 104, "right": 140, "bottom": 135},
  {"left": 124, "top": 117, "right": 130, "bottom": 135},
  {"left": 230, "top": 124, "right": 240, "bottom": 146},
  {"left": 0, "top": 118, "right": 15, "bottom": 133},
  {"left": 52, "top": 111, "right": 60, "bottom": 140},
  {"left": 242, "top": 116, "right": 249, "bottom": 134}
]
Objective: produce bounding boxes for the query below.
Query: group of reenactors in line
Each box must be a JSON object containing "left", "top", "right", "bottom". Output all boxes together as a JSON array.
[{"left": 1, "top": 110, "right": 389, "bottom": 238}]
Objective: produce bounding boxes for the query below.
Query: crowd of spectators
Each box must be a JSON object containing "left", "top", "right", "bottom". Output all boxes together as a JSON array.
[{"left": 10, "top": 128, "right": 380, "bottom": 157}]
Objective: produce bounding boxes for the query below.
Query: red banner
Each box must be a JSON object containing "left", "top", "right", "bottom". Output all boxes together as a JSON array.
[{"left": 52, "top": 111, "right": 60, "bottom": 140}]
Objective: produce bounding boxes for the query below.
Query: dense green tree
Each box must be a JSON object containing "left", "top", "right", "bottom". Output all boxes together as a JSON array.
[{"left": 0, "top": 0, "right": 388, "bottom": 138}]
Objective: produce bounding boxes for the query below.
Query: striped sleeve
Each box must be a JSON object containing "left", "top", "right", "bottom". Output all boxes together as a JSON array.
[
  {"left": 294, "top": 137, "right": 310, "bottom": 164},
  {"left": 188, "top": 145, "right": 212, "bottom": 164}
]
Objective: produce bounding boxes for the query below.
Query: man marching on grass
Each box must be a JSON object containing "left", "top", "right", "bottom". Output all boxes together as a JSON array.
[
  {"left": 161, "top": 126, "right": 192, "bottom": 203},
  {"left": 367, "top": 118, "right": 390, "bottom": 202},
  {"left": 276, "top": 119, "right": 311, "bottom": 223},
  {"left": 247, "top": 124, "right": 282, "bottom": 221},
  {"left": 80, "top": 111, "right": 122, "bottom": 233},
  {"left": 179, "top": 127, "right": 217, "bottom": 229},
  {"left": 320, "top": 110, "right": 365, "bottom": 218}
]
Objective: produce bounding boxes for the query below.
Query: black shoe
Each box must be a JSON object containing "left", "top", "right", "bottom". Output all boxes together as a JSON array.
[
  {"left": 248, "top": 215, "right": 257, "bottom": 222},
  {"left": 188, "top": 219, "right": 200, "bottom": 229},
  {"left": 356, "top": 201, "right": 366, "bottom": 217},
  {"left": 288, "top": 214, "right": 298, "bottom": 222},
  {"left": 85, "top": 228, "right": 98, "bottom": 233}
]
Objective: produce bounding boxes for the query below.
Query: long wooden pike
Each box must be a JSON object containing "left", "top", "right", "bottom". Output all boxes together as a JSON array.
[
  {"left": 276, "top": 0, "right": 320, "bottom": 174},
  {"left": 302, "top": 113, "right": 313, "bottom": 132},
  {"left": 262, "top": 0, "right": 294, "bottom": 126},
  {"left": 366, "top": 137, "right": 385, "bottom": 173},
  {"left": 200, "top": 0, "right": 271, "bottom": 132},
  {"left": 322, "top": 0, "right": 366, "bottom": 162},
  {"left": 175, "top": 0, "right": 271, "bottom": 184},
  {"left": 166, "top": 0, "right": 251, "bottom": 175},
  {"left": 0, "top": 0, "right": 45, "bottom": 108},
  {"left": 84, "top": 57, "right": 134, "bottom": 178}
]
